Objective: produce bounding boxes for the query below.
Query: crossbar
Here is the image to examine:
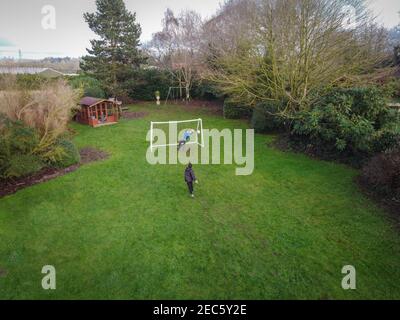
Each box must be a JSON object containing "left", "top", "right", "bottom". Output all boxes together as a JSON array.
[{"left": 151, "top": 119, "right": 202, "bottom": 125}]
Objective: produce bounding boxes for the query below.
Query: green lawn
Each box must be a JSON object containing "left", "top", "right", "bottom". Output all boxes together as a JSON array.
[{"left": 1, "top": 103, "right": 400, "bottom": 299}]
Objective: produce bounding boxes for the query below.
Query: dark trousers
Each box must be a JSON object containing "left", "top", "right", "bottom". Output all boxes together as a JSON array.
[
  {"left": 178, "top": 140, "right": 186, "bottom": 151},
  {"left": 186, "top": 181, "right": 194, "bottom": 194},
  {"left": 178, "top": 138, "right": 190, "bottom": 151}
]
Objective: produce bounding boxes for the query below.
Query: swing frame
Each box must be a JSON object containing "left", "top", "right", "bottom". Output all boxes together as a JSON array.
[{"left": 164, "top": 86, "right": 189, "bottom": 105}]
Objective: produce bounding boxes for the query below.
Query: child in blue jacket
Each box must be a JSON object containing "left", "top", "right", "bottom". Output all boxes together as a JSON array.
[{"left": 178, "top": 129, "right": 194, "bottom": 151}]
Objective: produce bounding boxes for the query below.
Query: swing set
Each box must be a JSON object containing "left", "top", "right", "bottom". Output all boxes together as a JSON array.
[{"left": 164, "top": 86, "right": 189, "bottom": 105}]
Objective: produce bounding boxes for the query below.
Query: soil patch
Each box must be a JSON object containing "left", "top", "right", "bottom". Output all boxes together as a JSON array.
[
  {"left": 356, "top": 176, "right": 400, "bottom": 227},
  {"left": 79, "top": 147, "right": 109, "bottom": 164},
  {"left": 0, "top": 148, "right": 109, "bottom": 198},
  {"left": 272, "top": 134, "right": 365, "bottom": 168},
  {"left": 0, "top": 268, "right": 7, "bottom": 278},
  {"left": 122, "top": 111, "right": 149, "bottom": 119}
]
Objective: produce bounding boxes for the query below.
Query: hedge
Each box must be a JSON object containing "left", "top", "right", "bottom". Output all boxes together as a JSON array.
[
  {"left": 69, "top": 75, "right": 106, "bottom": 99},
  {"left": 223, "top": 100, "right": 252, "bottom": 119},
  {"left": 124, "top": 69, "right": 174, "bottom": 101},
  {"left": 251, "top": 101, "right": 286, "bottom": 133},
  {"left": 290, "top": 87, "right": 400, "bottom": 165},
  {"left": 52, "top": 139, "right": 81, "bottom": 169}
]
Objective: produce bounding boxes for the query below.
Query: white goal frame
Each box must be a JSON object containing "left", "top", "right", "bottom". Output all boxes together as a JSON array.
[{"left": 150, "top": 118, "right": 204, "bottom": 151}]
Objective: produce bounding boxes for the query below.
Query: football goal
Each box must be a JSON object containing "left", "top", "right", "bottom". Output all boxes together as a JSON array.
[{"left": 150, "top": 118, "right": 204, "bottom": 151}]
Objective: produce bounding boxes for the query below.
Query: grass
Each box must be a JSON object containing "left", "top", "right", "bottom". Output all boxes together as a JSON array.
[{"left": 1, "top": 103, "right": 400, "bottom": 299}]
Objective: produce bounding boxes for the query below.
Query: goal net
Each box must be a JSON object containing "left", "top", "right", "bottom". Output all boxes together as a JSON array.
[{"left": 150, "top": 118, "right": 204, "bottom": 151}]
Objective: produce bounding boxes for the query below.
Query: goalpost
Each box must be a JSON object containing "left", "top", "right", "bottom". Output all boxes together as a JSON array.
[{"left": 150, "top": 118, "right": 204, "bottom": 151}]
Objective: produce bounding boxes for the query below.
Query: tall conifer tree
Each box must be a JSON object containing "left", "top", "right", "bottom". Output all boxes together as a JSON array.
[{"left": 81, "top": 0, "right": 146, "bottom": 97}]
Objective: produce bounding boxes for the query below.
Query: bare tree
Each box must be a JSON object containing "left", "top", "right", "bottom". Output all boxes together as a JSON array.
[
  {"left": 388, "top": 12, "right": 400, "bottom": 65},
  {"left": 204, "top": 0, "right": 390, "bottom": 116},
  {"left": 201, "top": 0, "right": 258, "bottom": 57},
  {"left": 146, "top": 9, "right": 203, "bottom": 100}
]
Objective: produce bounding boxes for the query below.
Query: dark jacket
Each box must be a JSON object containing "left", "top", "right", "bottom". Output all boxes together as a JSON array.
[{"left": 184, "top": 167, "right": 196, "bottom": 183}]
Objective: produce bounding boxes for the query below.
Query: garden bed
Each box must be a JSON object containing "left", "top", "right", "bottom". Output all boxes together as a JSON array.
[
  {"left": 357, "top": 176, "right": 400, "bottom": 226},
  {"left": 0, "top": 147, "right": 109, "bottom": 198},
  {"left": 0, "top": 268, "right": 7, "bottom": 278},
  {"left": 272, "top": 134, "right": 367, "bottom": 168}
]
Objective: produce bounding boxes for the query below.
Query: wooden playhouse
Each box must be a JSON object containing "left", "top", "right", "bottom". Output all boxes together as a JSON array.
[{"left": 76, "top": 97, "right": 120, "bottom": 127}]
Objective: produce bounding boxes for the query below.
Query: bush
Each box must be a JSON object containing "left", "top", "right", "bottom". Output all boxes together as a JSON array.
[
  {"left": 0, "top": 116, "right": 44, "bottom": 179},
  {"left": 291, "top": 87, "right": 399, "bottom": 164},
  {"left": 372, "top": 109, "right": 400, "bottom": 153},
  {"left": 223, "top": 100, "right": 252, "bottom": 119},
  {"left": 372, "top": 127, "right": 400, "bottom": 154},
  {"left": 0, "top": 78, "right": 81, "bottom": 179},
  {"left": 0, "top": 74, "right": 57, "bottom": 91},
  {"left": 361, "top": 148, "right": 400, "bottom": 202},
  {"left": 84, "top": 86, "right": 106, "bottom": 99},
  {"left": 382, "top": 78, "right": 400, "bottom": 100},
  {"left": 51, "top": 139, "right": 81, "bottom": 168},
  {"left": 69, "top": 75, "right": 106, "bottom": 98},
  {"left": 16, "top": 74, "right": 49, "bottom": 90},
  {"left": 319, "top": 87, "right": 388, "bottom": 120},
  {"left": 395, "top": 45, "right": 400, "bottom": 66},
  {"left": 5, "top": 154, "right": 44, "bottom": 179},
  {"left": 251, "top": 101, "right": 286, "bottom": 133},
  {"left": 0, "top": 77, "right": 81, "bottom": 163},
  {"left": 191, "top": 79, "right": 222, "bottom": 100},
  {"left": 0, "top": 115, "right": 80, "bottom": 179}
]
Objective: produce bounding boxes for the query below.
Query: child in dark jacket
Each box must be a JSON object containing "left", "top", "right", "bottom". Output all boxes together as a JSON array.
[{"left": 184, "top": 163, "right": 198, "bottom": 198}]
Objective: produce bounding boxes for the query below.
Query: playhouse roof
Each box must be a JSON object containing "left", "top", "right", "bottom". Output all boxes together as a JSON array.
[
  {"left": 80, "top": 97, "right": 105, "bottom": 107},
  {"left": 80, "top": 97, "right": 123, "bottom": 108}
]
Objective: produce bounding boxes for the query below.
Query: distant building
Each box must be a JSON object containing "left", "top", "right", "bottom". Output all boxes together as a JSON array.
[{"left": 0, "top": 67, "right": 65, "bottom": 78}]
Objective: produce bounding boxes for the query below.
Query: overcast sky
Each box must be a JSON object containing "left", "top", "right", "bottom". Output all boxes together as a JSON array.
[{"left": 0, "top": 0, "right": 399, "bottom": 59}]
